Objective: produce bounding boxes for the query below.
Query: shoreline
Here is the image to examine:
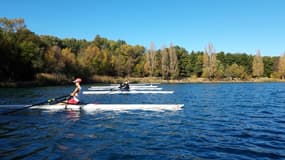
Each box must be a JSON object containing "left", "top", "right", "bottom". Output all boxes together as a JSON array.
[{"left": 1, "top": 77, "right": 285, "bottom": 88}]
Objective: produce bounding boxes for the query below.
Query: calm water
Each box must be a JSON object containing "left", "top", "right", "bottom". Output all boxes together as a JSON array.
[{"left": 0, "top": 83, "right": 285, "bottom": 159}]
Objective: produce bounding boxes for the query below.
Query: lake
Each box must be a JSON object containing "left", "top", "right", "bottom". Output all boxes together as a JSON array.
[{"left": 0, "top": 83, "right": 285, "bottom": 159}]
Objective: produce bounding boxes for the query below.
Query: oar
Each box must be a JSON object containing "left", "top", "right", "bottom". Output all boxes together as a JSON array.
[
  {"left": 110, "top": 85, "right": 121, "bottom": 91},
  {"left": 2, "top": 95, "right": 70, "bottom": 115}
]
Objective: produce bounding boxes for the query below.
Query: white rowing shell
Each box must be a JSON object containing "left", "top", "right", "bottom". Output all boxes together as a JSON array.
[
  {"left": 89, "top": 85, "right": 158, "bottom": 89},
  {"left": 30, "top": 104, "right": 184, "bottom": 111},
  {"left": 88, "top": 87, "right": 163, "bottom": 91},
  {"left": 83, "top": 90, "right": 174, "bottom": 94}
]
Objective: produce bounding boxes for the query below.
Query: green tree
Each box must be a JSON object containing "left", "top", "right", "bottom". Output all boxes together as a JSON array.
[
  {"left": 194, "top": 53, "right": 203, "bottom": 77},
  {"left": 0, "top": 18, "right": 44, "bottom": 81},
  {"left": 0, "top": 29, "right": 19, "bottom": 80},
  {"left": 40, "top": 35, "right": 62, "bottom": 47},
  {"left": 113, "top": 54, "right": 126, "bottom": 77},
  {"left": 154, "top": 50, "right": 162, "bottom": 77},
  {"left": 174, "top": 46, "right": 189, "bottom": 77},
  {"left": 62, "top": 38, "right": 89, "bottom": 54},
  {"left": 134, "top": 55, "right": 146, "bottom": 77},
  {"left": 221, "top": 53, "right": 252, "bottom": 74},
  {"left": 263, "top": 56, "right": 275, "bottom": 77},
  {"left": 132, "top": 45, "right": 145, "bottom": 76}
]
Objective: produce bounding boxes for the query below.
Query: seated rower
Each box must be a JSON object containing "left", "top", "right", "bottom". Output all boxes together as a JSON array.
[
  {"left": 119, "top": 83, "right": 123, "bottom": 89},
  {"left": 67, "top": 78, "right": 82, "bottom": 104},
  {"left": 120, "top": 80, "right": 130, "bottom": 91}
]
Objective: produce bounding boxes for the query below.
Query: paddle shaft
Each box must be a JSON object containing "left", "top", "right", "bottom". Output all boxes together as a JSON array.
[{"left": 2, "top": 95, "right": 70, "bottom": 115}]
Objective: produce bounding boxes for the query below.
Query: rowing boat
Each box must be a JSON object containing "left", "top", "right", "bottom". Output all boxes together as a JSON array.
[
  {"left": 83, "top": 90, "right": 174, "bottom": 94},
  {"left": 89, "top": 85, "right": 158, "bottom": 89},
  {"left": 88, "top": 87, "right": 163, "bottom": 91},
  {"left": 110, "top": 83, "right": 160, "bottom": 86},
  {"left": 29, "top": 104, "right": 184, "bottom": 111}
]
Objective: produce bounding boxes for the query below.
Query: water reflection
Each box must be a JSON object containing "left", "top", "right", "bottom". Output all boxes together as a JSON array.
[{"left": 65, "top": 109, "right": 80, "bottom": 121}]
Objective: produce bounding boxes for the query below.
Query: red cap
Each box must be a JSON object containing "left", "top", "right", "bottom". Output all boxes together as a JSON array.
[{"left": 73, "top": 78, "right": 82, "bottom": 83}]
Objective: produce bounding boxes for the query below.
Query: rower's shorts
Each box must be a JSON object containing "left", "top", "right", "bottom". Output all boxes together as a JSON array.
[{"left": 67, "top": 97, "right": 79, "bottom": 105}]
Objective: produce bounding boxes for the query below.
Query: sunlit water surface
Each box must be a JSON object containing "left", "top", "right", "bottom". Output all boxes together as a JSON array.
[{"left": 0, "top": 83, "right": 285, "bottom": 159}]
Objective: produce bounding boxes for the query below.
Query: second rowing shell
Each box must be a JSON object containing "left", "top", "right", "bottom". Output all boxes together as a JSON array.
[
  {"left": 83, "top": 90, "right": 174, "bottom": 94},
  {"left": 88, "top": 87, "right": 163, "bottom": 91}
]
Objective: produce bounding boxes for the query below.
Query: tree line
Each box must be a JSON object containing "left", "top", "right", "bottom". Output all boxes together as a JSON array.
[{"left": 1, "top": 17, "right": 285, "bottom": 82}]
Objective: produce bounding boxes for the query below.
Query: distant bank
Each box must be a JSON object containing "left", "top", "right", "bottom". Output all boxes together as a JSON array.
[{"left": 1, "top": 76, "right": 285, "bottom": 88}]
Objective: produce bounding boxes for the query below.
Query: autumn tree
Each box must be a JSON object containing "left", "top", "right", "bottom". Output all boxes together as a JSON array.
[
  {"left": 169, "top": 43, "right": 179, "bottom": 79},
  {"left": 77, "top": 45, "right": 100, "bottom": 76},
  {"left": 161, "top": 46, "right": 169, "bottom": 79},
  {"left": 252, "top": 50, "right": 264, "bottom": 78},
  {"left": 0, "top": 17, "right": 26, "bottom": 32},
  {"left": 225, "top": 63, "right": 246, "bottom": 80},
  {"left": 278, "top": 52, "right": 285, "bottom": 79},
  {"left": 215, "top": 60, "right": 225, "bottom": 79},
  {"left": 159, "top": 43, "right": 180, "bottom": 79},
  {"left": 202, "top": 50, "right": 210, "bottom": 78},
  {"left": 44, "top": 46, "right": 64, "bottom": 73},
  {"left": 61, "top": 48, "right": 77, "bottom": 76},
  {"left": 144, "top": 42, "right": 156, "bottom": 77},
  {"left": 202, "top": 43, "right": 217, "bottom": 79},
  {"left": 112, "top": 54, "right": 126, "bottom": 77},
  {"left": 100, "top": 49, "right": 113, "bottom": 75}
]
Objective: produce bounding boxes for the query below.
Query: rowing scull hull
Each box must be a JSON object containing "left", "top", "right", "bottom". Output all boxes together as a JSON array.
[
  {"left": 88, "top": 87, "right": 163, "bottom": 91},
  {"left": 89, "top": 85, "right": 158, "bottom": 89},
  {"left": 83, "top": 90, "right": 174, "bottom": 94},
  {"left": 110, "top": 83, "right": 160, "bottom": 86},
  {"left": 30, "top": 104, "right": 184, "bottom": 111}
]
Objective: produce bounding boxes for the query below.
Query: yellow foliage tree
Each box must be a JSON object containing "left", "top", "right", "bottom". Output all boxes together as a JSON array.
[
  {"left": 278, "top": 52, "right": 285, "bottom": 79},
  {"left": 202, "top": 43, "right": 217, "bottom": 79},
  {"left": 252, "top": 50, "right": 264, "bottom": 78},
  {"left": 169, "top": 43, "right": 179, "bottom": 79}
]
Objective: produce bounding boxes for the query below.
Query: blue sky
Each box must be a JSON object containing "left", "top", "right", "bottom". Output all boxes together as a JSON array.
[{"left": 1, "top": 0, "right": 284, "bottom": 56}]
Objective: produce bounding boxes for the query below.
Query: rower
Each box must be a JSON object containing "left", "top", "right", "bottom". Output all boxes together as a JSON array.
[
  {"left": 67, "top": 78, "right": 82, "bottom": 104},
  {"left": 120, "top": 80, "right": 130, "bottom": 91}
]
